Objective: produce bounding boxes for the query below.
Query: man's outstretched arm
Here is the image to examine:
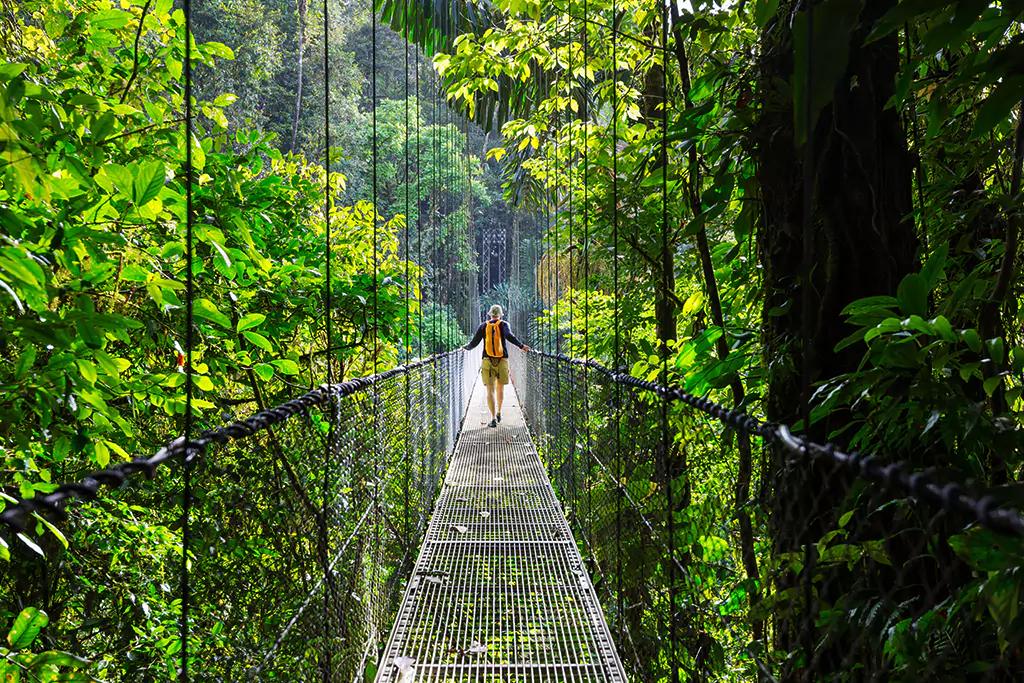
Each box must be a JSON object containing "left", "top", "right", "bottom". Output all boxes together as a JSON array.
[
  {"left": 463, "top": 325, "right": 484, "bottom": 350},
  {"left": 502, "top": 324, "right": 530, "bottom": 351}
]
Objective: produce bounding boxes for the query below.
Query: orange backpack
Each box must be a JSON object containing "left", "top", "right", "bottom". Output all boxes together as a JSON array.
[{"left": 484, "top": 321, "right": 505, "bottom": 358}]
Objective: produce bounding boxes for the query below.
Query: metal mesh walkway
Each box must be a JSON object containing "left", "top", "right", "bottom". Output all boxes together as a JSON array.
[{"left": 376, "top": 380, "right": 628, "bottom": 683}]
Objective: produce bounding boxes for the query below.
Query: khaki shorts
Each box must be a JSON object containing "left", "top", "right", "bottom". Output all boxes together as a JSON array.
[{"left": 481, "top": 357, "right": 510, "bottom": 386}]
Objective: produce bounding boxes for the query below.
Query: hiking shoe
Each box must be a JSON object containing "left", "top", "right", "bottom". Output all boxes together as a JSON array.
[
  {"left": 496, "top": 413, "right": 502, "bottom": 423},
  {"left": 488, "top": 418, "right": 498, "bottom": 428}
]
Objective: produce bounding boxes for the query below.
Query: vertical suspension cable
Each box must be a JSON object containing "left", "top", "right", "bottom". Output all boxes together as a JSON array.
[
  {"left": 320, "top": 0, "right": 333, "bottom": 676},
  {"left": 606, "top": 0, "right": 622, "bottom": 638},
  {"left": 180, "top": 0, "right": 194, "bottom": 677},
  {"left": 800, "top": 0, "right": 817, "bottom": 676},
  {"left": 416, "top": 46, "right": 423, "bottom": 358},
  {"left": 660, "top": 3, "right": 678, "bottom": 679},
  {"left": 370, "top": 0, "right": 382, "bottom": 654},
  {"left": 582, "top": 0, "right": 592, "bottom": 554},
  {"left": 402, "top": 0, "right": 412, "bottom": 553}
]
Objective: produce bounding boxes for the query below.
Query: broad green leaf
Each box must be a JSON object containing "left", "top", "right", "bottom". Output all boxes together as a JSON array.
[
  {"left": 920, "top": 242, "right": 948, "bottom": 288},
  {"left": 0, "top": 63, "right": 28, "bottom": 81},
  {"left": 133, "top": 161, "right": 166, "bottom": 206},
  {"left": 753, "top": 0, "right": 780, "bottom": 28},
  {"left": 896, "top": 273, "right": 929, "bottom": 317},
  {"left": 7, "top": 607, "right": 49, "bottom": 649},
  {"left": 237, "top": 313, "right": 267, "bottom": 332},
  {"left": 949, "top": 527, "right": 1024, "bottom": 572},
  {"left": 243, "top": 331, "right": 273, "bottom": 352},
  {"left": 76, "top": 359, "right": 97, "bottom": 384},
  {"left": 971, "top": 78, "right": 1024, "bottom": 140},
  {"left": 194, "top": 299, "right": 232, "bottom": 329},
  {"left": 29, "top": 651, "right": 90, "bottom": 669},
  {"left": 87, "top": 9, "right": 132, "bottom": 29},
  {"left": 253, "top": 363, "right": 274, "bottom": 381},
  {"left": 271, "top": 359, "right": 301, "bottom": 375},
  {"left": 961, "top": 328, "right": 983, "bottom": 353},
  {"left": 93, "top": 440, "right": 110, "bottom": 468},
  {"left": 14, "top": 345, "right": 36, "bottom": 380}
]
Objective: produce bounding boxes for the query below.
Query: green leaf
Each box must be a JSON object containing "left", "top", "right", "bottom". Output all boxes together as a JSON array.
[
  {"left": 793, "top": 0, "right": 866, "bottom": 145},
  {"left": 88, "top": 9, "right": 132, "bottom": 28},
  {"left": 29, "top": 651, "right": 90, "bottom": 669},
  {"left": 986, "top": 337, "right": 1006, "bottom": 364},
  {"left": 961, "top": 328, "right": 983, "bottom": 353},
  {"left": 7, "top": 607, "right": 49, "bottom": 649},
  {"left": 0, "top": 63, "right": 28, "bottom": 81},
  {"left": 920, "top": 242, "right": 948, "bottom": 288},
  {"left": 949, "top": 527, "right": 1024, "bottom": 572},
  {"left": 971, "top": 78, "right": 1024, "bottom": 140},
  {"left": 242, "top": 331, "right": 273, "bottom": 352},
  {"left": 236, "top": 313, "right": 267, "bottom": 333},
  {"left": 194, "top": 299, "right": 232, "bottom": 329},
  {"left": 271, "top": 359, "right": 301, "bottom": 375},
  {"left": 841, "top": 295, "right": 899, "bottom": 316},
  {"left": 17, "top": 532, "right": 44, "bottom": 557},
  {"left": 93, "top": 440, "right": 110, "bottom": 468},
  {"left": 133, "top": 161, "right": 166, "bottom": 206},
  {"left": 253, "top": 363, "right": 274, "bottom": 381},
  {"left": 34, "top": 514, "right": 68, "bottom": 550},
  {"left": 753, "top": 0, "right": 780, "bottom": 28},
  {"left": 76, "top": 359, "right": 97, "bottom": 384},
  {"left": 984, "top": 376, "right": 1002, "bottom": 396},
  {"left": 896, "top": 273, "right": 929, "bottom": 317},
  {"left": 190, "top": 132, "right": 206, "bottom": 171},
  {"left": 14, "top": 346, "right": 36, "bottom": 380}
]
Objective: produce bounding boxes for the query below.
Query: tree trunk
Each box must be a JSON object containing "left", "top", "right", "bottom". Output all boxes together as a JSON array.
[
  {"left": 670, "top": 13, "right": 764, "bottom": 649},
  {"left": 290, "top": 0, "right": 307, "bottom": 153},
  {"left": 755, "top": 0, "right": 917, "bottom": 675}
]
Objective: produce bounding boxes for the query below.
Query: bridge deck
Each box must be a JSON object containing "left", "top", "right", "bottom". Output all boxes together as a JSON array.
[{"left": 376, "top": 380, "right": 627, "bottom": 682}]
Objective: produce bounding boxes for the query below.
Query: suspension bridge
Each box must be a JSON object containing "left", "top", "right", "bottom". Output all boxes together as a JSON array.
[
  {"left": 4, "top": 0, "right": 1024, "bottom": 680},
  {"left": 3, "top": 341, "right": 1022, "bottom": 681}
]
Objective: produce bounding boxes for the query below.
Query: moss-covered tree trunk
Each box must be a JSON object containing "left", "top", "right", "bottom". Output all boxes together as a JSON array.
[{"left": 754, "top": 0, "right": 917, "bottom": 675}]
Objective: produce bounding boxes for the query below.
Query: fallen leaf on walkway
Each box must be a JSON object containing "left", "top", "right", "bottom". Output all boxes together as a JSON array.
[
  {"left": 465, "top": 641, "right": 488, "bottom": 655},
  {"left": 394, "top": 656, "right": 416, "bottom": 671},
  {"left": 424, "top": 576, "right": 443, "bottom": 584},
  {"left": 455, "top": 497, "right": 467, "bottom": 502},
  {"left": 452, "top": 525, "right": 468, "bottom": 534},
  {"left": 480, "top": 510, "right": 491, "bottom": 518}
]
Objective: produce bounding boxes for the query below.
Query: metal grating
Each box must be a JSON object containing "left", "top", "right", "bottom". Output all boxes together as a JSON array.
[{"left": 376, "top": 382, "right": 628, "bottom": 683}]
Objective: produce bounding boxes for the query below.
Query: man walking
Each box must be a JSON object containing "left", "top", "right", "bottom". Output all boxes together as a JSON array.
[{"left": 463, "top": 304, "right": 530, "bottom": 427}]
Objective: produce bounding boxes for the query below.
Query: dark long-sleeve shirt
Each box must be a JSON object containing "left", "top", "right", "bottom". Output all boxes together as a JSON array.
[{"left": 465, "top": 320, "right": 525, "bottom": 359}]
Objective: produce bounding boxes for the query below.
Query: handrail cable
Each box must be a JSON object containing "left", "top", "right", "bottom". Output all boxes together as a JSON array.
[
  {"left": 0, "top": 351, "right": 463, "bottom": 532},
  {"left": 529, "top": 350, "right": 1024, "bottom": 538}
]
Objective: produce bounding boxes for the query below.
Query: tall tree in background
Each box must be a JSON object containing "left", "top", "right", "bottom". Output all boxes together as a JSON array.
[
  {"left": 290, "top": 0, "right": 307, "bottom": 151},
  {"left": 755, "top": 0, "right": 918, "bottom": 670}
]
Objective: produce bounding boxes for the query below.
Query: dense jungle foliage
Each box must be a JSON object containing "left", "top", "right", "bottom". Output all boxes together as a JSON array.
[
  {"left": 401, "top": 0, "right": 1024, "bottom": 678},
  {"left": 4, "top": 0, "right": 1024, "bottom": 679}
]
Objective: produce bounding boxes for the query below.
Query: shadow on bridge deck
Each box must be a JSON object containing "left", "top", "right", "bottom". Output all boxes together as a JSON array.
[{"left": 376, "top": 380, "right": 628, "bottom": 683}]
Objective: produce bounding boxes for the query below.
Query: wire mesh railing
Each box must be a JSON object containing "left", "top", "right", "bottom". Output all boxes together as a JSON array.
[
  {"left": 0, "top": 351, "right": 478, "bottom": 681},
  {"left": 510, "top": 347, "right": 1024, "bottom": 683}
]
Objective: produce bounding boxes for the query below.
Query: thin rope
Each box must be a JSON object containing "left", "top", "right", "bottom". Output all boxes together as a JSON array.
[
  {"left": 800, "top": 0, "right": 818, "bottom": 676},
  {"left": 320, "top": 0, "right": 333, "bottom": 676},
  {"left": 416, "top": 46, "right": 423, "bottom": 358},
  {"left": 659, "top": 6, "right": 678, "bottom": 679},
  {"left": 610, "top": 0, "right": 624, "bottom": 636},
  {"left": 180, "top": 0, "right": 194, "bottom": 675}
]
